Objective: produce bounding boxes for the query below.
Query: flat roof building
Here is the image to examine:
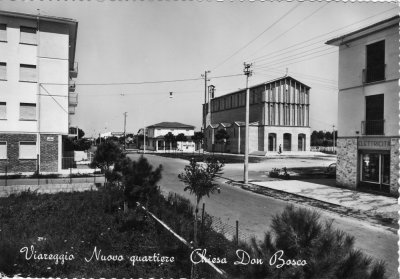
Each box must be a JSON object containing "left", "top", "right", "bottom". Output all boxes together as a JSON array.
[
  {"left": 326, "top": 15, "right": 400, "bottom": 196},
  {"left": 0, "top": 11, "right": 78, "bottom": 173}
]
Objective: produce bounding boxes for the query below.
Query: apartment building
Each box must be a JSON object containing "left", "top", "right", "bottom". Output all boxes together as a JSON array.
[
  {"left": 326, "top": 15, "right": 400, "bottom": 195},
  {"left": 0, "top": 11, "right": 78, "bottom": 174},
  {"left": 203, "top": 76, "right": 311, "bottom": 154}
]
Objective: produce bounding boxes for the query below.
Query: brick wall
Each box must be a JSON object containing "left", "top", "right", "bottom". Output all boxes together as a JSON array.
[
  {"left": 390, "top": 138, "right": 399, "bottom": 195},
  {"left": 40, "top": 134, "right": 59, "bottom": 172},
  {"left": 336, "top": 138, "right": 358, "bottom": 189},
  {"left": 0, "top": 133, "right": 37, "bottom": 173}
]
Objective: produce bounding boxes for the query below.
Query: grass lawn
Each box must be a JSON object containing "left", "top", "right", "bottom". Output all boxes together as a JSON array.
[{"left": 0, "top": 189, "right": 239, "bottom": 278}]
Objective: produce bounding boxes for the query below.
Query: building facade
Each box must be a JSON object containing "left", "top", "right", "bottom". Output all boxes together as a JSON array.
[
  {"left": 203, "top": 76, "right": 311, "bottom": 154},
  {"left": 140, "top": 122, "right": 195, "bottom": 152},
  {"left": 326, "top": 15, "right": 399, "bottom": 196},
  {"left": 0, "top": 11, "right": 78, "bottom": 173}
]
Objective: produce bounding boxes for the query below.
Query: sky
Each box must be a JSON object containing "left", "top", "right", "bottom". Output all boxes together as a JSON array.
[{"left": 0, "top": 0, "right": 398, "bottom": 137}]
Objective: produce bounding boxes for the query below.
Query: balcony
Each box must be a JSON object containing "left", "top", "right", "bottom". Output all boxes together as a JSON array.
[
  {"left": 69, "top": 81, "right": 76, "bottom": 93},
  {"left": 68, "top": 106, "right": 76, "bottom": 115},
  {"left": 70, "top": 62, "right": 78, "bottom": 78},
  {"left": 361, "top": 120, "right": 385, "bottom": 135},
  {"left": 362, "top": 64, "right": 386, "bottom": 84},
  {"left": 68, "top": 126, "right": 78, "bottom": 138},
  {"left": 69, "top": 92, "right": 78, "bottom": 107}
]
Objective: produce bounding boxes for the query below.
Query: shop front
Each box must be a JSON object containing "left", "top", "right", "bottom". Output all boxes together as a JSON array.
[{"left": 358, "top": 137, "right": 391, "bottom": 193}]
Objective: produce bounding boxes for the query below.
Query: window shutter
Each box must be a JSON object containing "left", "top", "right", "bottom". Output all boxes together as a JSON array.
[
  {"left": 20, "top": 103, "right": 36, "bottom": 120},
  {"left": 0, "top": 102, "right": 6, "bottom": 119},
  {"left": 19, "top": 142, "right": 37, "bottom": 159},
  {"left": 20, "top": 64, "right": 37, "bottom": 82},
  {"left": 0, "top": 63, "right": 6, "bottom": 80},
  {"left": 0, "top": 142, "right": 6, "bottom": 159},
  {"left": 20, "top": 26, "right": 37, "bottom": 45}
]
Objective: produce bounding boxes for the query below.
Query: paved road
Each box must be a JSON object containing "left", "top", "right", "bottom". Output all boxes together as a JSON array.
[{"left": 129, "top": 154, "right": 399, "bottom": 279}]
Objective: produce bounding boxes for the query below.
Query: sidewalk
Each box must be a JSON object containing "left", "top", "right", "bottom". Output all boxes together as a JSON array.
[{"left": 251, "top": 180, "right": 398, "bottom": 220}]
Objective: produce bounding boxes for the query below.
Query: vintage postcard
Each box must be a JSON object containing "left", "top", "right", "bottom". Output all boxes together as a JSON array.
[{"left": 0, "top": 1, "right": 398, "bottom": 279}]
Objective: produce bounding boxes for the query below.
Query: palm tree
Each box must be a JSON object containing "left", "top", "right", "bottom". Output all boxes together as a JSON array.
[{"left": 178, "top": 158, "right": 224, "bottom": 247}]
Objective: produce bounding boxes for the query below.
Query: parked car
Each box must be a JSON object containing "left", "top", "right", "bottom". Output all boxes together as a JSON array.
[{"left": 325, "top": 163, "right": 336, "bottom": 178}]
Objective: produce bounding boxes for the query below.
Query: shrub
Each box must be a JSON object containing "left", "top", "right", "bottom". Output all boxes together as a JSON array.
[{"left": 246, "top": 205, "right": 387, "bottom": 279}]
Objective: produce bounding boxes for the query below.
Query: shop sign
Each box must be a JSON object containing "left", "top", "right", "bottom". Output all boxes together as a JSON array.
[
  {"left": 46, "top": 136, "right": 54, "bottom": 142},
  {"left": 358, "top": 137, "right": 391, "bottom": 150}
]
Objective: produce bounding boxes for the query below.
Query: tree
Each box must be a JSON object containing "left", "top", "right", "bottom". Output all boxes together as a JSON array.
[
  {"left": 176, "top": 133, "right": 187, "bottom": 142},
  {"left": 164, "top": 132, "right": 176, "bottom": 150},
  {"left": 215, "top": 129, "right": 230, "bottom": 153},
  {"left": 115, "top": 156, "right": 162, "bottom": 208},
  {"left": 78, "top": 128, "right": 85, "bottom": 139},
  {"left": 178, "top": 158, "right": 224, "bottom": 247},
  {"left": 192, "top": 131, "right": 204, "bottom": 152},
  {"left": 246, "top": 205, "right": 387, "bottom": 279},
  {"left": 91, "top": 141, "right": 125, "bottom": 182}
]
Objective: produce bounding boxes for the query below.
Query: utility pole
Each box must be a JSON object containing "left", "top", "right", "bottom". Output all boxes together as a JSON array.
[
  {"left": 143, "top": 126, "right": 146, "bottom": 154},
  {"left": 123, "top": 112, "right": 127, "bottom": 151},
  {"left": 201, "top": 70, "right": 211, "bottom": 131},
  {"left": 332, "top": 124, "right": 336, "bottom": 154},
  {"left": 243, "top": 62, "right": 253, "bottom": 184}
]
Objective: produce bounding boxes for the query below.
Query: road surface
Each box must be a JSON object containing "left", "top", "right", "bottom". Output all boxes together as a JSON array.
[{"left": 128, "top": 154, "right": 399, "bottom": 279}]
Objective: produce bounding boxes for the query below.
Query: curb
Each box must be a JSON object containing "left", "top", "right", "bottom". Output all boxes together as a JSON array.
[{"left": 219, "top": 176, "right": 398, "bottom": 234}]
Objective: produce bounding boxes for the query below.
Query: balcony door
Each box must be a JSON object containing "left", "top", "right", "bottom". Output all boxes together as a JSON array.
[
  {"left": 366, "top": 40, "right": 385, "bottom": 83},
  {"left": 365, "top": 94, "right": 384, "bottom": 135}
]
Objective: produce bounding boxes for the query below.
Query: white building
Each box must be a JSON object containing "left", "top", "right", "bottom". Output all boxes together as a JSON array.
[
  {"left": 326, "top": 15, "right": 399, "bottom": 196},
  {"left": 0, "top": 11, "right": 78, "bottom": 173},
  {"left": 141, "top": 122, "right": 195, "bottom": 152}
]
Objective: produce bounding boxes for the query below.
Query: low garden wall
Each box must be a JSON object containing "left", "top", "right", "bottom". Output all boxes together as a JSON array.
[{"left": 0, "top": 183, "right": 98, "bottom": 198}]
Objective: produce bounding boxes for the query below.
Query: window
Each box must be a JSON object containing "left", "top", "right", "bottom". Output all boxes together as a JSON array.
[
  {"left": 0, "top": 62, "right": 6, "bottom": 80},
  {"left": 364, "top": 94, "right": 384, "bottom": 135},
  {"left": 0, "top": 24, "right": 6, "bottom": 42},
  {"left": 20, "top": 26, "right": 37, "bottom": 45},
  {"left": 0, "top": 142, "right": 6, "bottom": 159},
  {"left": 20, "top": 103, "right": 36, "bottom": 120},
  {"left": 0, "top": 102, "right": 6, "bottom": 119},
  {"left": 365, "top": 40, "right": 385, "bottom": 83},
  {"left": 20, "top": 64, "right": 37, "bottom": 82},
  {"left": 19, "top": 141, "right": 37, "bottom": 159}
]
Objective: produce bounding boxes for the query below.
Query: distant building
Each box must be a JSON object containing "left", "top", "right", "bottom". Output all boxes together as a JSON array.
[
  {"left": 326, "top": 15, "right": 400, "bottom": 196},
  {"left": 140, "top": 122, "right": 195, "bottom": 152},
  {"left": 0, "top": 11, "right": 78, "bottom": 173},
  {"left": 203, "top": 76, "right": 311, "bottom": 154}
]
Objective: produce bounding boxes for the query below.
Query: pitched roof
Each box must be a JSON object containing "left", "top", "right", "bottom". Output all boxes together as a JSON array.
[
  {"left": 146, "top": 122, "right": 195, "bottom": 129},
  {"left": 210, "top": 75, "right": 310, "bottom": 101}
]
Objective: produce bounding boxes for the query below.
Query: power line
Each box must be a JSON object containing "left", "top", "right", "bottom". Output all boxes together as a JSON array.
[
  {"left": 248, "top": 2, "right": 330, "bottom": 59},
  {"left": 253, "top": 45, "right": 336, "bottom": 68},
  {"left": 249, "top": 6, "right": 398, "bottom": 63},
  {"left": 210, "top": 2, "right": 301, "bottom": 72},
  {"left": 256, "top": 27, "right": 398, "bottom": 69},
  {"left": 41, "top": 73, "right": 243, "bottom": 87}
]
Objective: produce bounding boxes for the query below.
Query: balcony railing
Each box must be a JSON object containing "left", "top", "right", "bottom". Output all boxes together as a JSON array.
[
  {"left": 69, "top": 93, "right": 78, "bottom": 107},
  {"left": 361, "top": 120, "right": 385, "bottom": 135},
  {"left": 69, "top": 82, "right": 76, "bottom": 93},
  {"left": 68, "top": 106, "right": 76, "bottom": 115},
  {"left": 70, "top": 62, "right": 78, "bottom": 78},
  {"left": 362, "top": 64, "right": 386, "bottom": 84}
]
